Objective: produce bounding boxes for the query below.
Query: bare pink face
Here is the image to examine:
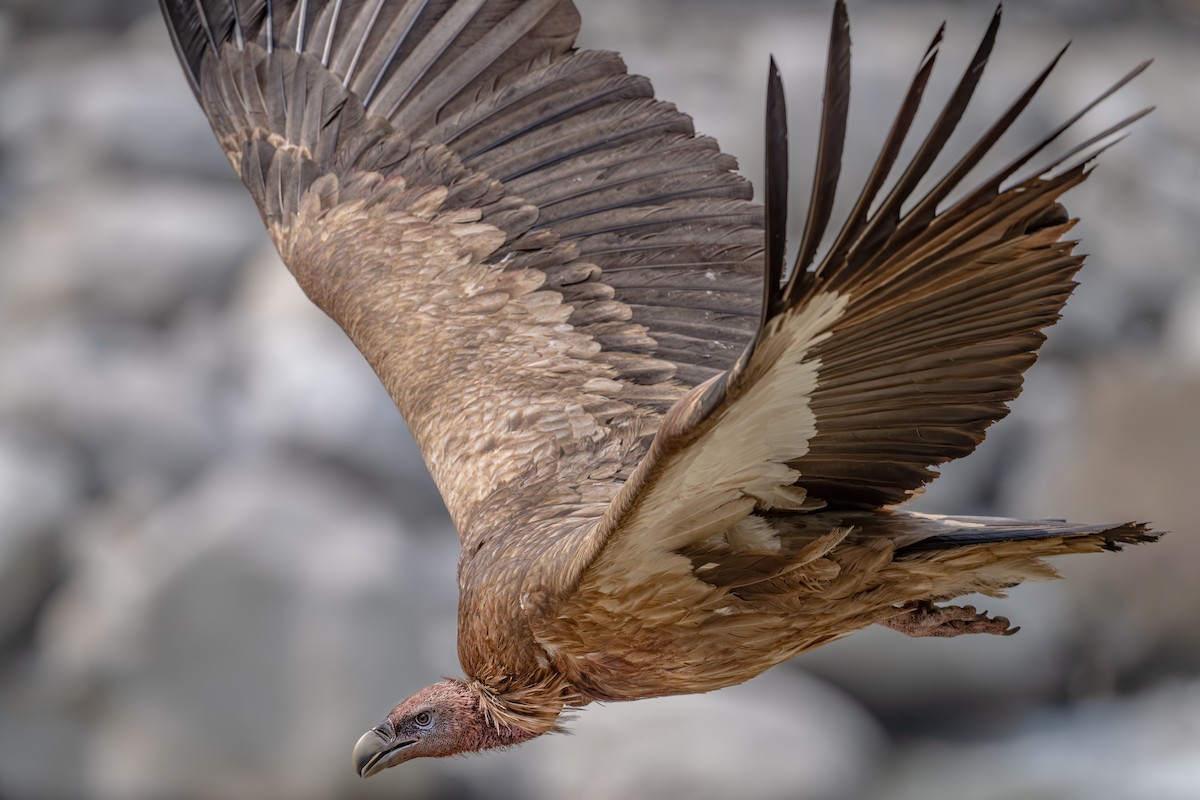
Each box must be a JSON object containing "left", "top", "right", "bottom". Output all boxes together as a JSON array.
[{"left": 353, "top": 679, "right": 492, "bottom": 777}]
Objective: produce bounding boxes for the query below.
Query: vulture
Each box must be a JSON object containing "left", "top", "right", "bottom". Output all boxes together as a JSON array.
[{"left": 158, "top": 0, "right": 1157, "bottom": 778}]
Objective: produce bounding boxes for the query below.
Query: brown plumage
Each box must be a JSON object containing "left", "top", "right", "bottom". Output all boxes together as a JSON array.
[{"left": 157, "top": 0, "right": 1158, "bottom": 777}]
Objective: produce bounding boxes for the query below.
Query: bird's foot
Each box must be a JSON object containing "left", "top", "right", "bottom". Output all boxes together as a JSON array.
[{"left": 880, "top": 601, "right": 1018, "bottom": 638}]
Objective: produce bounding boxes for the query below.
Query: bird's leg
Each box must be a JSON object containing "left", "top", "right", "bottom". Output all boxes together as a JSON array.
[{"left": 880, "top": 600, "right": 1018, "bottom": 638}]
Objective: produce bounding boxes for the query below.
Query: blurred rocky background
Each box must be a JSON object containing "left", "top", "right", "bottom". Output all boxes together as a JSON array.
[{"left": 1, "top": 1, "right": 1197, "bottom": 798}]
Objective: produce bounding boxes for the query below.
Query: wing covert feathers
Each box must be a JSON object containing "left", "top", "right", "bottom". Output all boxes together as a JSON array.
[{"left": 788, "top": 0, "right": 850, "bottom": 292}]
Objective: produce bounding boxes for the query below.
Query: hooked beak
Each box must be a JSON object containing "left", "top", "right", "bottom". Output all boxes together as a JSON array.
[{"left": 353, "top": 728, "right": 418, "bottom": 778}]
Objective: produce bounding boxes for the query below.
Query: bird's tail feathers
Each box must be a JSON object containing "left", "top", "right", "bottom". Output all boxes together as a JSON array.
[
  {"left": 871, "top": 511, "right": 1161, "bottom": 601},
  {"left": 891, "top": 512, "right": 1160, "bottom": 555}
]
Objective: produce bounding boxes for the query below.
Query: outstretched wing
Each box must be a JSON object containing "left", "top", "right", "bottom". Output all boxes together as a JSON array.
[
  {"left": 159, "top": 0, "right": 779, "bottom": 682},
  {"left": 159, "top": 0, "right": 767, "bottom": 554},
  {"left": 547, "top": 6, "right": 1149, "bottom": 619}
]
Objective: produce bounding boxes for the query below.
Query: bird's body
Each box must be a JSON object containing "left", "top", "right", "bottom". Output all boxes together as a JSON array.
[{"left": 158, "top": 0, "right": 1157, "bottom": 776}]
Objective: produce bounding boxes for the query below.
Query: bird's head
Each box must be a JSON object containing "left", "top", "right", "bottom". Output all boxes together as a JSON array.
[{"left": 353, "top": 678, "right": 537, "bottom": 777}]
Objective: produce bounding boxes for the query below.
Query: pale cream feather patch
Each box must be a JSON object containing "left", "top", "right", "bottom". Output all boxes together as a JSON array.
[
  {"left": 723, "top": 514, "right": 782, "bottom": 551},
  {"left": 588, "top": 290, "right": 850, "bottom": 582}
]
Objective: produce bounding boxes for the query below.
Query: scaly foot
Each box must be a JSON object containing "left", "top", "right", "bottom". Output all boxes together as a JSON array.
[{"left": 880, "top": 601, "right": 1018, "bottom": 638}]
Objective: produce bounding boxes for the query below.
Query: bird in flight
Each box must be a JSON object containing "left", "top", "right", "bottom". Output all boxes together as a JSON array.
[{"left": 158, "top": 0, "right": 1156, "bottom": 778}]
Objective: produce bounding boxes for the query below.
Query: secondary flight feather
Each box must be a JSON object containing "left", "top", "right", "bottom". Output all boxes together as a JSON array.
[{"left": 157, "top": 0, "right": 1157, "bottom": 777}]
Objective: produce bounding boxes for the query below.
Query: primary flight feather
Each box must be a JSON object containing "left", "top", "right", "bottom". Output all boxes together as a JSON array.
[{"left": 157, "top": 0, "right": 1157, "bottom": 777}]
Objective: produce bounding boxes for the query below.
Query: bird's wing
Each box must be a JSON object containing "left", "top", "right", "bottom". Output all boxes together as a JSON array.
[
  {"left": 546, "top": 6, "right": 1149, "bottom": 612},
  {"left": 159, "top": 0, "right": 769, "bottom": 557}
]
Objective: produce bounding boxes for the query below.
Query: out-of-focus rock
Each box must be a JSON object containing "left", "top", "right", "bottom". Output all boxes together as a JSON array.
[
  {"left": 0, "top": 428, "right": 82, "bottom": 648},
  {"left": 508, "top": 670, "right": 885, "bottom": 800},
  {"left": 37, "top": 455, "right": 461, "bottom": 800},
  {"left": 1165, "top": 278, "right": 1200, "bottom": 372},
  {"left": 0, "top": 19, "right": 234, "bottom": 196},
  {"left": 1017, "top": 364, "right": 1200, "bottom": 679},
  {"left": 0, "top": 179, "right": 258, "bottom": 325},
  {"left": 2, "top": 0, "right": 152, "bottom": 34},
  {"left": 0, "top": 317, "right": 229, "bottom": 494},
  {"left": 874, "top": 677, "right": 1200, "bottom": 800},
  {"left": 0, "top": 654, "right": 90, "bottom": 800},
  {"left": 226, "top": 247, "right": 445, "bottom": 527}
]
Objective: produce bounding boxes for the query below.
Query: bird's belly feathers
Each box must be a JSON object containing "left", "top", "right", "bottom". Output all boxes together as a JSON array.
[{"left": 531, "top": 524, "right": 909, "bottom": 701}]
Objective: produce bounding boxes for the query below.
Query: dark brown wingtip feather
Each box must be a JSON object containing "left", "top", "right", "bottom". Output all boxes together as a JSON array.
[
  {"left": 785, "top": 0, "right": 851, "bottom": 303},
  {"left": 907, "top": 56, "right": 1151, "bottom": 237},
  {"left": 848, "top": 3, "right": 1003, "bottom": 261},
  {"left": 897, "top": 41, "right": 1071, "bottom": 231},
  {"left": 817, "top": 21, "right": 943, "bottom": 283},
  {"left": 760, "top": 57, "right": 789, "bottom": 328}
]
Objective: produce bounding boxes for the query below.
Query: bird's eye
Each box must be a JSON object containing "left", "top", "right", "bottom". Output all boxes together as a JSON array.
[{"left": 413, "top": 711, "right": 433, "bottom": 728}]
